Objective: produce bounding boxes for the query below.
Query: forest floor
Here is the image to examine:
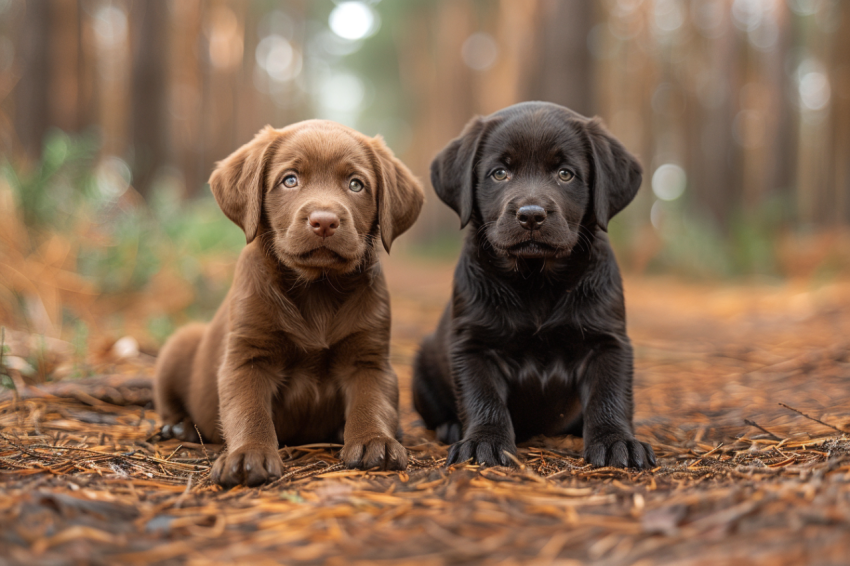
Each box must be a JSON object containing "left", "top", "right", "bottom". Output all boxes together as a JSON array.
[{"left": 1, "top": 257, "right": 850, "bottom": 565}]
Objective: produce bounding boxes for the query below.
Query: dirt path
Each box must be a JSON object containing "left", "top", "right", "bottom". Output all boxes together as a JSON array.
[{"left": 2, "top": 260, "right": 849, "bottom": 565}]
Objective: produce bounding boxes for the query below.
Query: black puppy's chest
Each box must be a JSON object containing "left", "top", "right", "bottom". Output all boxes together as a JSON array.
[
  {"left": 476, "top": 275, "right": 590, "bottom": 359},
  {"left": 471, "top": 286, "right": 597, "bottom": 437},
  {"left": 497, "top": 328, "right": 588, "bottom": 439},
  {"left": 496, "top": 318, "right": 591, "bottom": 383}
]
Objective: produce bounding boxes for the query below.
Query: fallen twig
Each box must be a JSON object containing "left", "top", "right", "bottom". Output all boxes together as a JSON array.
[{"left": 778, "top": 403, "right": 847, "bottom": 434}]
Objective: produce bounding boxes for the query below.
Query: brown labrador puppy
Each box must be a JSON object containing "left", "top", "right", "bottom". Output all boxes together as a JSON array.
[{"left": 154, "top": 120, "right": 424, "bottom": 486}]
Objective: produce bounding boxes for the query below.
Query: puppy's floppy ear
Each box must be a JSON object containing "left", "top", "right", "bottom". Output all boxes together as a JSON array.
[
  {"left": 371, "top": 136, "right": 424, "bottom": 253},
  {"left": 585, "top": 118, "right": 643, "bottom": 231},
  {"left": 430, "top": 116, "right": 495, "bottom": 229},
  {"left": 208, "top": 125, "right": 278, "bottom": 244}
]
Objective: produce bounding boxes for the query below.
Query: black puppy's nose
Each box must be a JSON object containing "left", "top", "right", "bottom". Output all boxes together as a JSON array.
[{"left": 516, "top": 205, "right": 547, "bottom": 231}]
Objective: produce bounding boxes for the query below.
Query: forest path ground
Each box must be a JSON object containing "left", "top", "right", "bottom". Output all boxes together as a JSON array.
[{"left": 2, "top": 258, "right": 849, "bottom": 565}]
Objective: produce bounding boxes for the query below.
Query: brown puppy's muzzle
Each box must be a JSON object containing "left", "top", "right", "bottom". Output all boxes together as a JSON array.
[
  {"left": 297, "top": 200, "right": 350, "bottom": 249},
  {"left": 308, "top": 210, "right": 340, "bottom": 238},
  {"left": 274, "top": 198, "right": 367, "bottom": 278}
]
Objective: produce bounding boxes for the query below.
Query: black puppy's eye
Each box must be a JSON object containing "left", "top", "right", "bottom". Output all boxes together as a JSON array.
[
  {"left": 349, "top": 179, "right": 364, "bottom": 192},
  {"left": 282, "top": 174, "right": 298, "bottom": 188},
  {"left": 558, "top": 169, "right": 575, "bottom": 182},
  {"left": 492, "top": 169, "right": 508, "bottom": 181}
]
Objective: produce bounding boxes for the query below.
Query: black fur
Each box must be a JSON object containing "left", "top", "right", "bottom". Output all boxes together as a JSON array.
[{"left": 413, "top": 101, "right": 655, "bottom": 469}]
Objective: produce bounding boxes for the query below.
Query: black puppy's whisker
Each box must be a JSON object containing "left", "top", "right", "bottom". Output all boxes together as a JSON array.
[
  {"left": 475, "top": 221, "right": 495, "bottom": 238},
  {"left": 575, "top": 229, "right": 595, "bottom": 251},
  {"left": 472, "top": 222, "right": 496, "bottom": 259}
]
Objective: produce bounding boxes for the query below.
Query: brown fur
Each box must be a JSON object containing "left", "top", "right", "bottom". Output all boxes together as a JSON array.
[{"left": 154, "top": 120, "right": 424, "bottom": 487}]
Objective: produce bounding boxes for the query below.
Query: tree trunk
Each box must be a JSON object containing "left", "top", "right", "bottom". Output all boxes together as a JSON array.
[
  {"left": 525, "top": 0, "right": 596, "bottom": 116},
  {"left": 14, "top": 0, "right": 52, "bottom": 161},
  {"left": 832, "top": 4, "right": 850, "bottom": 223},
  {"left": 131, "top": 0, "right": 169, "bottom": 198}
]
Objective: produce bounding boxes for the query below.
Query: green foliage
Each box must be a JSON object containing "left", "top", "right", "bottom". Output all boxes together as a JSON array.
[
  {"left": 0, "top": 327, "right": 14, "bottom": 391},
  {"left": 726, "top": 196, "right": 790, "bottom": 276},
  {"left": 612, "top": 193, "right": 794, "bottom": 279},
  {"left": 649, "top": 199, "right": 734, "bottom": 278},
  {"left": 70, "top": 320, "right": 90, "bottom": 379},
  {"left": 75, "top": 205, "right": 159, "bottom": 293},
  {"left": 406, "top": 230, "right": 463, "bottom": 261},
  {"left": 2, "top": 129, "right": 250, "bottom": 344},
  {"left": 146, "top": 315, "right": 176, "bottom": 346},
  {"left": 1, "top": 129, "right": 100, "bottom": 235},
  {"left": 150, "top": 187, "right": 245, "bottom": 258}
]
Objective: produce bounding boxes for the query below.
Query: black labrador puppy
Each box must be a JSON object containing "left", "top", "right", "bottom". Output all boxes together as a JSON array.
[{"left": 413, "top": 101, "right": 655, "bottom": 469}]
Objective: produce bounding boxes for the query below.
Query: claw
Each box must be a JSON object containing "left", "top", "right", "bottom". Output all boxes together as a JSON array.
[{"left": 584, "top": 434, "right": 656, "bottom": 470}]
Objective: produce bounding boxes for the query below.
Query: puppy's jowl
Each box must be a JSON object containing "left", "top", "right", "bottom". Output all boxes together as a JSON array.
[
  {"left": 154, "top": 121, "right": 424, "bottom": 486},
  {"left": 413, "top": 101, "right": 656, "bottom": 469}
]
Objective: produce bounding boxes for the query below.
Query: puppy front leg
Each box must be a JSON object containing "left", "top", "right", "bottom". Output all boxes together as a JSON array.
[
  {"left": 448, "top": 349, "right": 517, "bottom": 467},
  {"left": 580, "top": 343, "right": 656, "bottom": 470},
  {"left": 340, "top": 366, "right": 408, "bottom": 471},
  {"left": 340, "top": 368, "right": 407, "bottom": 470},
  {"left": 211, "top": 351, "right": 283, "bottom": 487}
]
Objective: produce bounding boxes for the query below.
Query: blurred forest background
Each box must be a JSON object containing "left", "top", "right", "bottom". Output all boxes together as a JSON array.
[{"left": 1, "top": 0, "right": 850, "bottom": 354}]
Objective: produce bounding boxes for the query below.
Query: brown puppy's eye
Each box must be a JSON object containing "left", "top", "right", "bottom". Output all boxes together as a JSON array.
[
  {"left": 282, "top": 174, "right": 298, "bottom": 188},
  {"left": 492, "top": 169, "right": 508, "bottom": 181},
  {"left": 558, "top": 169, "right": 575, "bottom": 182},
  {"left": 349, "top": 179, "right": 364, "bottom": 192}
]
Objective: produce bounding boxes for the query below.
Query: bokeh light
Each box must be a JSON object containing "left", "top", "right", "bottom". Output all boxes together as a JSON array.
[
  {"left": 652, "top": 164, "right": 687, "bottom": 201},
  {"left": 207, "top": 6, "right": 243, "bottom": 70},
  {"left": 329, "top": 2, "right": 380, "bottom": 41},
  {"left": 318, "top": 73, "right": 366, "bottom": 113},
  {"left": 786, "top": 0, "right": 822, "bottom": 16},
  {"left": 799, "top": 69, "right": 831, "bottom": 111},
  {"left": 316, "top": 31, "right": 358, "bottom": 56},
  {"left": 93, "top": 5, "right": 127, "bottom": 49},
  {"left": 653, "top": 0, "right": 685, "bottom": 34},
  {"left": 732, "top": 0, "right": 780, "bottom": 52},
  {"left": 95, "top": 157, "right": 132, "bottom": 200},
  {"left": 461, "top": 33, "right": 498, "bottom": 71},
  {"left": 256, "top": 35, "right": 301, "bottom": 83},
  {"left": 691, "top": 0, "right": 726, "bottom": 39}
]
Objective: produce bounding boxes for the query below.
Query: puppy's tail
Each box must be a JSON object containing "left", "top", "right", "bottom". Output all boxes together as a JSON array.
[{"left": 153, "top": 323, "right": 206, "bottom": 426}]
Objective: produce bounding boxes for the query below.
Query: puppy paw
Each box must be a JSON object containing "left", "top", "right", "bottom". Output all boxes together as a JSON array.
[
  {"left": 211, "top": 445, "right": 283, "bottom": 487},
  {"left": 160, "top": 418, "right": 200, "bottom": 443},
  {"left": 435, "top": 421, "right": 462, "bottom": 445},
  {"left": 341, "top": 435, "right": 408, "bottom": 471},
  {"left": 447, "top": 431, "right": 517, "bottom": 467},
  {"left": 583, "top": 433, "right": 656, "bottom": 469}
]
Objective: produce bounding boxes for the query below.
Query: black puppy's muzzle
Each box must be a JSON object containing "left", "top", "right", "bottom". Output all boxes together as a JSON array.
[{"left": 516, "top": 205, "right": 546, "bottom": 231}]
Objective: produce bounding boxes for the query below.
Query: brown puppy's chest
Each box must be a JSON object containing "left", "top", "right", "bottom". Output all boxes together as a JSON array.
[
  {"left": 257, "top": 289, "right": 381, "bottom": 446},
  {"left": 270, "top": 352, "right": 347, "bottom": 445},
  {"left": 261, "top": 280, "right": 382, "bottom": 350}
]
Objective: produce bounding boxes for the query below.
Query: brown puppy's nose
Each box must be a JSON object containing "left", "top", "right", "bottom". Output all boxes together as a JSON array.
[
  {"left": 308, "top": 210, "right": 340, "bottom": 238},
  {"left": 516, "top": 205, "right": 546, "bottom": 231}
]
